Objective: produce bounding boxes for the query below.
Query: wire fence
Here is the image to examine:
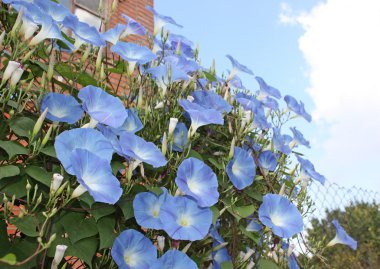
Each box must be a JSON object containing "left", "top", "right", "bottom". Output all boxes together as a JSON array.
[{"left": 304, "top": 179, "right": 380, "bottom": 224}]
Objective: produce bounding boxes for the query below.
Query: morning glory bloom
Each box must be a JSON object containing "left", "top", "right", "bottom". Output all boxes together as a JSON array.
[
  {"left": 226, "top": 54, "right": 254, "bottom": 77},
  {"left": 178, "top": 99, "right": 224, "bottom": 136},
  {"left": 290, "top": 127, "right": 310, "bottom": 148},
  {"left": 160, "top": 195, "right": 212, "bottom": 241},
  {"left": 228, "top": 74, "right": 245, "bottom": 89},
  {"left": 258, "top": 150, "right": 278, "bottom": 172},
  {"left": 175, "top": 157, "right": 219, "bottom": 207},
  {"left": 101, "top": 24, "right": 126, "bottom": 45},
  {"left": 111, "top": 41, "right": 157, "bottom": 73},
  {"left": 133, "top": 189, "right": 168, "bottom": 229},
  {"left": 191, "top": 90, "right": 232, "bottom": 114},
  {"left": 165, "top": 55, "right": 199, "bottom": 74},
  {"left": 327, "top": 219, "right": 357, "bottom": 250},
  {"left": 167, "top": 33, "right": 194, "bottom": 57},
  {"left": 41, "top": 93, "right": 83, "bottom": 124},
  {"left": 210, "top": 226, "right": 232, "bottom": 269},
  {"left": 258, "top": 194, "right": 303, "bottom": 238},
  {"left": 235, "top": 93, "right": 271, "bottom": 129},
  {"left": 296, "top": 155, "right": 326, "bottom": 185},
  {"left": 111, "top": 229, "right": 157, "bottom": 269},
  {"left": 62, "top": 15, "right": 105, "bottom": 48},
  {"left": 260, "top": 96, "right": 279, "bottom": 110},
  {"left": 78, "top": 85, "right": 128, "bottom": 128},
  {"left": 147, "top": 63, "right": 188, "bottom": 92},
  {"left": 273, "top": 128, "right": 292, "bottom": 155},
  {"left": 170, "top": 122, "right": 188, "bottom": 152},
  {"left": 246, "top": 219, "right": 263, "bottom": 232},
  {"left": 55, "top": 128, "right": 114, "bottom": 175},
  {"left": 284, "top": 95, "right": 312, "bottom": 122},
  {"left": 70, "top": 148, "right": 122, "bottom": 204},
  {"left": 255, "top": 76, "right": 281, "bottom": 99},
  {"left": 109, "top": 109, "right": 143, "bottom": 135},
  {"left": 226, "top": 147, "right": 256, "bottom": 190},
  {"left": 146, "top": 6, "right": 183, "bottom": 35},
  {"left": 149, "top": 250, "right": 197, "bottom": 269},
  {"left": 122, "top": 14, "right": 146, "bottom": 37},
  {"left": 119, "top": 132, "right": 167, "bottom": 168}
]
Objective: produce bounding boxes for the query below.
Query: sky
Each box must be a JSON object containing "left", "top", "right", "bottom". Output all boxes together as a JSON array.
[{"left": 155, "top": 0, "right": 380, "bottom": 192}]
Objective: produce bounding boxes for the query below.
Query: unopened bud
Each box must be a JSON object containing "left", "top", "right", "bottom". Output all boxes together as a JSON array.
[
  {"left": 10, "top": 67, "right": 24, "bottom": 86},
  {"left": 32, "top": 108, "right": 48, "bottom": 138},
  {"left": 157, "top": 236, "right": 165, "bottom": 251},
  {"left": 154, "top": 101, "right": 164, "bottom": 109},
  {"left": 41, "top": 125, "right": 53, "bottom": 147},
  {"left": 51, "top": 245, "right": 68, "bottom": 269},
  {"left": 181, "top": 242, "right": 192, "bottom": 253},
  {"left": 228, "top": 138, "right": 236, "bottom": 159},
  {"left": 242, "top": 248, "right": 255, "bottom": 262},
  {"left": 2, "top": 61, "right": 20, "bottom": 83},
  {"left": 0, "top": 31, "right": 5, "bottom": 47},
  {"left": 96, "top": 48, "right": 103, "bottom": 72},
  {"left": 161, "top": 132, "right": 167, "bottom": 156},
  {"left": 287, "top": 244, "right": 295, "bottom": 257},
  {"left": 26, "top": 181, "right": 32, "bottom": 191},
  {"left": 51, "top": 173, "right": 64, "bottom": 193},
  {"left": 111, "top": 0, "right": 118, "bottom": 12},
  {"left": 279, "top": 183, "right": 286, "bottom": 195},
  {"left": 47, "top": 50, "right": 56, "bottom": 81},
  {"left": 81, "top": 45, "right": 91, "bottom": 64},
  {"left": 22, "top": 48, "right": 36, "bottom": 63},
  {"left": 168, "top": 118, "right": 178, "bottom": 136}
]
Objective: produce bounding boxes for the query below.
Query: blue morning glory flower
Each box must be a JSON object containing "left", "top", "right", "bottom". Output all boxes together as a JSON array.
[
  {"left": 147, "top": 63, "right": 188, "bottom": 89},
  {"left": 290, "top": 127, "right": 310, "bottom": 148},
  {"left": 111, "top": 229, "right": 157, "bottom": 269},
  {"left": 101, "top": 24, "right": 126, "bottom": 45},
  {"left": 165, "top": 55, "right": 199, "bottom": 73},
  {"left": 171, "top": 122, "right": 188, "bottom": 152},
  {"left": 226, "top": 55, "right": 254, "bottom": 76},
  {"left": 246, "top": 219, "right": 263, "bottom": 232},
  {"left": 273, "top": 128, "right": 292, "bottom": 155},
  {"left": 110, "top": 109, "right": 143, "bottom": 135},
  {"left": 327, "top": 219, "right": 357, "bottom": 250},
  {"left": 167, "top": 33, "right": 194, "bottom": 57},
  {"left": 111, "top": 42, "right": 157, "bottom": 64},
  {"left": 226, "top": 147, "right": 256, "bottom": 190},
  {"left": 191, "top": 90, "right": 232, "bottom": 114},
  {"left": 119, "top": 132, "right": 167, "bottom": 168},
  {"left": 70, "top": 148, "right": 122, "bottom": 204},
  {"left": 258, "top": 150, "right": 278, "bottom": 172},
  {"left": 78, "top": 85, "right": 128, "bottom": 128},
  {"left": 235, "top": 93, "right": 271, "bottom": 129},
  {"left": 160, "top": 195, "right": 212, "bottom": 241},
  {"left": 62, "top": 15, "right": 105, "bottom": 48},
  {"left": 228, "top": 74, "right": 245, "bottom": 89},
  {"left": 146, "top": 6, "right": 183, "bottom": 35},
  {"left": 175, "top": 157, "right": 219, "bottom": 207},
  {"left": 284, "top": 95, "right": 312, "bottom": 122},
  {"left": 122, "top": 14, "right": 147, "bottom": 36},
  {"left": 296, "top": 155, "right": 326, "bottom": 185},
  {"left": 55, "top": 128, "right": 114, "bottom": 175},
  {"left": 178, "top": 99, "right": 224, "bottom": 136},
  {"left": 260, "top": 96, "right": 279, "bottom": 110},
  {"left": 210, "top": 225, "right": 232, "bottom": 269},
  {"left": 34, "top": 0, "right": 73, "bottom": 23},
  {"left": 258, "top": 194, "right": 303, "bottom": 238},
  {"left": 149, "top": 250, "right": 197, "bottom": 269},
  {"left": 41, "top": 93, "right": 83, "bottom": 124},
  {"left": 133, "top": 188, "right": 168, "bottom": 230},
  {"left": 255, "top": 76, "right": 281, "bottom": 99}
]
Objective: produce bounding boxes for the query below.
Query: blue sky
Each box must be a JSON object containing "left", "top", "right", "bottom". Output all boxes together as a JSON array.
[{"left": 155, "top": 0, "right": 380, "bottom": 191}]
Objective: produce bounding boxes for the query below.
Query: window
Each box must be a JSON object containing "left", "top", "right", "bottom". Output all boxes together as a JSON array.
[{"left": 59, "top": 0, "right": 103, "bottom": 29}]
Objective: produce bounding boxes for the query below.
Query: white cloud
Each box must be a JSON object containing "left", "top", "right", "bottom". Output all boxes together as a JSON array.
[{"left": 281, "top": 0, "right": 380, "bottom": 190}]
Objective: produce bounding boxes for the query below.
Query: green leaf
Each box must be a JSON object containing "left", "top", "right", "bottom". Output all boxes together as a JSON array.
[
  {"left": 9, "top": 117, "right": 35, "bottom": 138},
  {"left": 89, "top": 203, "right": 115, "bottom": 221},
  {"left": 239, "top": 225, "right": 260, "bottom": 245},
  {"left": 0, "top": 165, "right": 20, "bottom": 179},
  {"left": 188, "top": 150, "right": 203, "bottom": 161},
  {"left": 146, "top": 186, "right": 162, "bottom": 196},
  {"left": 0, "top": 176, "right": 28, "bottom": 198},
  {"left": 0, "top": 140, "right": 28, "bottom": 159},
  {"left": 117, "top": 198, "right": 134, "bottom": 220},
  {"left": 79, "top": 192, "right": 96, "bottom": 207},
  {"left": 97, "top": 216, "right": 116, "bottom": 249},
  {"left": 0, "top": 253, "right": 16, "bottom": 265},
  {"left": 68, "top": 237, "right": 98, "bottom": 268},
  {"left": 40, "top": 145, "right": 57, "bottom": 158},
  {"left": 0, "top": 220, "right": 11, "bottom": 256},
  {"left": 10, "top": 216, "right": 39, "bottom": 237},
  {"left": 259, "top": 259, "right": 281, "bottom": 269},
  {"left": 245, "top": 189, "right": 263, "bottom": 202},
  {"left": 203, "top": 71, "right": 217, "bottom": 82},
  {"left": 211, "top": 206, "right": 220, "bottom": 226},
  {"left": 1, "top": 238, "right": 38, "bottom": 269},
  {"left": 25, "top": 166, "right": 52, "bottom": 187},
  {"left": 60, "top": 212, "right": 98, "bottom": 243},
  {"left": 111, "top": 161, "right": 125, "bottom": 175},
  {"left": 208, "top": 158, "right": 224, "bottom": 170},
  {"left": 55, "top": 62, "right": 97, "bottom": 87},
  {"left": 234, "top": 205, "right": 255, "bottom": 219},
  {"left": 221, "top": 261, "right": 233, "bottom": 269}
]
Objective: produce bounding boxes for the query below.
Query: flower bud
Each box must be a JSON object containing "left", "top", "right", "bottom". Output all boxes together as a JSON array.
[
  {"left": 181, "top": 242, "right": 192, "bottom": 253},
  {"left": 161, "top": 132, "right": 167, "bottom": 156},
  {"left": 10, "top": 67, "right": 24, "bottom": 87},
  {"left": 246, "top": 261, "right": 255, "bottom": 269},
  {"left": 157, "top": 236, "right": 165, "bottom": 252},
  {"left": 242, "top": 248, "right": 254, "bottom": 262},
  {"left": 51, "top": 173, "right": 64, "bottom": 193},
  {"left": 51, "top": 244, "right": 68, "bottom": 269},
  {"left": 96, "top": 48, "right": 103, "bottom": 72},
  {"left": 186, "top": 95, "right": 194, "bottom": 102},
  {"left": 168, "top": 118, "right": 178, "bottom": 136},
  {"left": 287, "top": 244, "right": 295, "bottom": 257},
  {"left": 32, "top": 107, "right": 48, "bottom": 138},
  {"left": 111, "top": 0, "right": 118, "bottom": 13},
  {"left": 279, "top": 183, "right": 286, "bottom": 195},
  {"left": 154, "top": 101, "right": 164, "bottom": 109},
  {"left": 41, "top": 125, "right": 53, "bottom": 147},
  {"left": 47, "top": 50, "right": 56, "bottom": 81},
  {"left": 2, "top": 61, "right": 20, "bottom": 83},
  {"left": 228, "top": 137, "right": 236, "bottom": 159}
]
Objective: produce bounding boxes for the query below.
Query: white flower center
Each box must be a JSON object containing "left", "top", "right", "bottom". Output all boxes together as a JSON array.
[{"left": 270, "top": 214, "right": 284, "bottom": 227}]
